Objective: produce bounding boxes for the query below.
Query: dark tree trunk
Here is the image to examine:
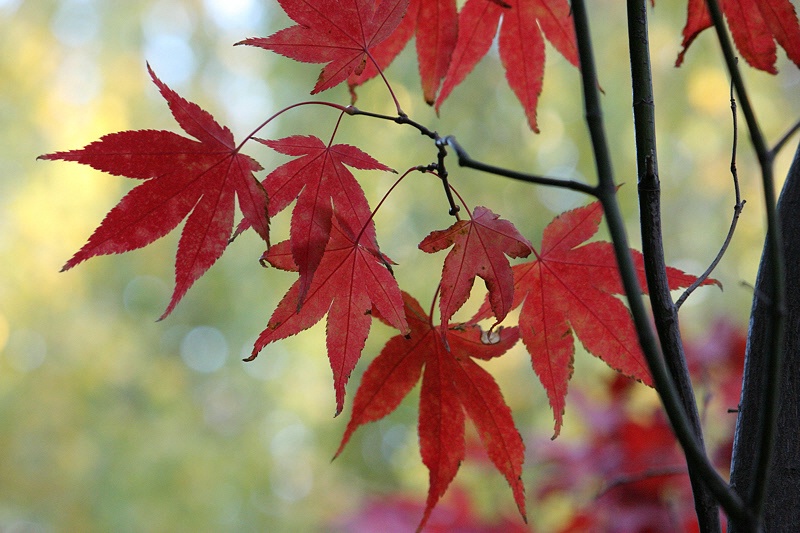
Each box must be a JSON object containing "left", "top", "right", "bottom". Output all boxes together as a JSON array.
[{"left": 729, "top": 140, "right": 800, "bottom": 532}]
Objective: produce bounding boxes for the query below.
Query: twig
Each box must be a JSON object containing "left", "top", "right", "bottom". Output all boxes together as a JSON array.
[
  {"left": 676, "top": 78, "right": 745, "bottom": 309},
  {"left": 770, "top": 118, "right": 800, "bottom": 159},
  {"left": 345, "top": 106, "right": 438, "bottom": 139},
  {"left": 596, "top": 466, "right": 688, "bottom": 499},
  {"left": 442, "top": 135, "right": 598, "bottom": 196},
  {"left": 433, "top": 140, "right": 461, "bottom": 218}
]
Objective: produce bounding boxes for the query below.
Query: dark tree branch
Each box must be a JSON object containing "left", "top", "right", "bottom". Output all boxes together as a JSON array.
[
  {"left": 626, "top": 2, "right": 719, "bottom": 530},
  {"left": 702, "top": 0, "right": 786, "bottom": 525},
  {"left": 571, "top": 0, "right": 751, "bottom": 526}
]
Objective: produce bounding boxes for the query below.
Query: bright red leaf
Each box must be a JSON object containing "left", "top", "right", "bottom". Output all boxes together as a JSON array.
[
  {"left": 250, "top": 217, "right": 408, "bottom": 416},
  {"left": 419, "top": 206, "right": 532, "bottom": 328},
  {"left": 676, "top": 0, "right": 800, "bottom": 72},
  {"left": 256, "top": 135, "right": 393, "bottom": 305},
  {"left": 39, "top": 64, "right": 269, "bottom": 319},
  {"left": 335, "top": 292, "right": 526, "bottom": 530},
  {"left": 349, "top": 0, "right": 459, "bottom": 104},
  {"left": 238, "top": 0, "right": 410, "bottom": 94},
  {"left": 435, "top": 0, "right": 579, "bottom": 132},
  {"left": 476, "top": 201, "right": 716, "bottom": 436}
]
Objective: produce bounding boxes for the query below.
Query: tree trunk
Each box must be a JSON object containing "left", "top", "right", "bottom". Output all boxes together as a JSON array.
[{"left": 729, "top": 140, "right": 800, "bottom": 531}]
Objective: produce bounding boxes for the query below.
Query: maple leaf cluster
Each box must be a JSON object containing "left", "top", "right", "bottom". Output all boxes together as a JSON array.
[
  {"left": 677, "top": 0, "right": 800, "bottom": 72},
  {"left": 39, "top": 0, "right": 800, "bottom": 529},
  {"left": 246, "top": 0, "right": 579, "bottom": 131}
]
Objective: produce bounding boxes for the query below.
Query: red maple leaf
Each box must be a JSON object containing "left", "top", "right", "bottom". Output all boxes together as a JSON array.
[
  {"left": 434, "top": 0, "right": 579, "bottom": 132},
  {"left": 335, "top": 291, "right": 526, "bottom": 530},
  {"left": 238, "top": 0, "right": 410, "bottom": 94},
  {"left": 476, "top": 201, "right": 716, "bottom": 436},
  {"left": 38, "top": 64, "right": 269, "bottom": 319},
  {"left": 419, "top": 206, "right": 532, "bottom": 328},
  {"left": 676, "top": 0, "right": 800, "bottom": 72},
  {"left": 251, "top": 217, "right": 408, "bottom": 415},
  {"left": 256, "top": 135, "right": 393, "bottom": 305},
  {"left": 349, "top": 0, "right": 459, "bottom": 104}
]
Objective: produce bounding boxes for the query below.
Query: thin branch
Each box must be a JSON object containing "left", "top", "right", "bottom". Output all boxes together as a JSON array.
[
  {"left": 704, "top": 0, "right": 785, "bottom": 522},
  {"left": 433, "top": 140, "right": 461, "bottom": 218},
  {"left": 770, "top": 118, "right": 800, "bottom": 158},
  {"left": 597, "top": 466, "right": 688, "bottom": 499},
  {"left": 571, "top": 0, "right": 752, "bottom": 526},
  {"left": 677, "top": 84, "right": 744, "bottom": 309},
  {"left": 345, "top": 106, "right": 438, "bottom": 139},
  {"left": 442, "top": 135, "right": 598, "bottom": 196}
]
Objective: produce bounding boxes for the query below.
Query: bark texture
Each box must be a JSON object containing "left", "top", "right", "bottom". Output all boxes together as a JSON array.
[{"left": 729, "top": 140, "right": 800, "bottom": 532}]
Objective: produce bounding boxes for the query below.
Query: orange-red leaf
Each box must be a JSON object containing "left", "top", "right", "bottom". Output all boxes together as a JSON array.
[
  {"left": 435, "top": 0, "right": 578, "bottom": 132},
  {"left": 349, "top": 0, "right": 459, "bottom": 104},
  {"left": 419, "top": 206, "right": 532, "bottom": 328},
  {"left": 677, "top": 0, "right": 800, "bottom": 72},
  {"left": 336, "top": 292, "right": 525, "bottom": 530},
  {"left": 477, "top": 201, "right": 717, "bottom": 437},
  {"left": 257, "top": 135, "right": 392, "bottom": 305},
  {"left": 38, "top": 65, "right": 269, "bottom": 319},
  {"left": 251, "top": 218, "right": 408, "bottom": 415},
  {"left": 239, "top": 0, "right": 410, "bottom": 94}
]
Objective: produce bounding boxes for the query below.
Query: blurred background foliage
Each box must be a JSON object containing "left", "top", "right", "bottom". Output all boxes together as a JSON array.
[{"left": 1, "top": 0, "right": 799, "bottom": 531}]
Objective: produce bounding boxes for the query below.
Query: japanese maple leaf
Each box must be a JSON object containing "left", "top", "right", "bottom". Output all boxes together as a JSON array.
[
  {"left": 250, "top": 216, "right": 408, "bottom": 415},
  {"left": 256, "top": 135, "right": 392, "bottom": 305},
  {"left": 476, "top": 201, "right": 716, "bottom": 436},
  {"left": 419, "top": 206, "right": 532, "bottom": 329},
  {"left": 349, "top": 0, "right": 459, "bottom": 104},
  {"left": 335, "top": 292, "right": 526, "bottom": 530},
  {"left": 38, "top": 64, "right": 269, "bottom": 319},
  {"left": 435, "top": 0, "right": 579, "bottom": 132},
  {"left": 238, "top": 0, "right": 410, "bottom": 94},
  {"left": 676, "top": 0, "right": 800, "bottom": 72}
]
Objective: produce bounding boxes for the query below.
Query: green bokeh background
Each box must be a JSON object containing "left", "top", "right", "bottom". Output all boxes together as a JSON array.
[{"left": 2, "top": 0, "right": 799, "bottom": 531}]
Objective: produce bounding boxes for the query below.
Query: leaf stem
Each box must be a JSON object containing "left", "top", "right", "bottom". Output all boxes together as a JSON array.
[
  {"left": 354, "top": 167, "right": 415, "bottom": 245},
  {"left": 236, "top": 101, "right": 349, "bottom": 151},
  {"left": 365, "top": 50, "right": 405, "bottom": 116},
  {"left": 571, "top": 0, "right": 752, "bottom": 526},
  {"left": 327, "top": 109, "right": 347, "bottom": 148}
]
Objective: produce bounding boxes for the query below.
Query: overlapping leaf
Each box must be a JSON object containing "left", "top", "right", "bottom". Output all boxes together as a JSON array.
[
  {"left": 349, "top": 0, "right": 459, "bottom": 104},
  {"left": 476, "top": 201, "right": 717, "bottom": 436},
  {"left": 256, "top": 135, "right": 392, "bottom": 305},
  {"left": 335, "top": 292, "right": 525, "bottom": 530},
  {"left": 39, "top": 64, "right": 269, "bottom": 319},
  {"left": 676, "top": 0, "right": 800, "bottom": 72},
  {"left": 251, "top": 217, "right": 408, "bottom": 415},
  {"left": 435, "top": 0, "right": 579, "bottom": 132},
  {"left": 239, "top": 0, "right": 410, "bottom": 94},
  {"left": 419, "top": 206, "right": 532, "bottom": 328}
]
